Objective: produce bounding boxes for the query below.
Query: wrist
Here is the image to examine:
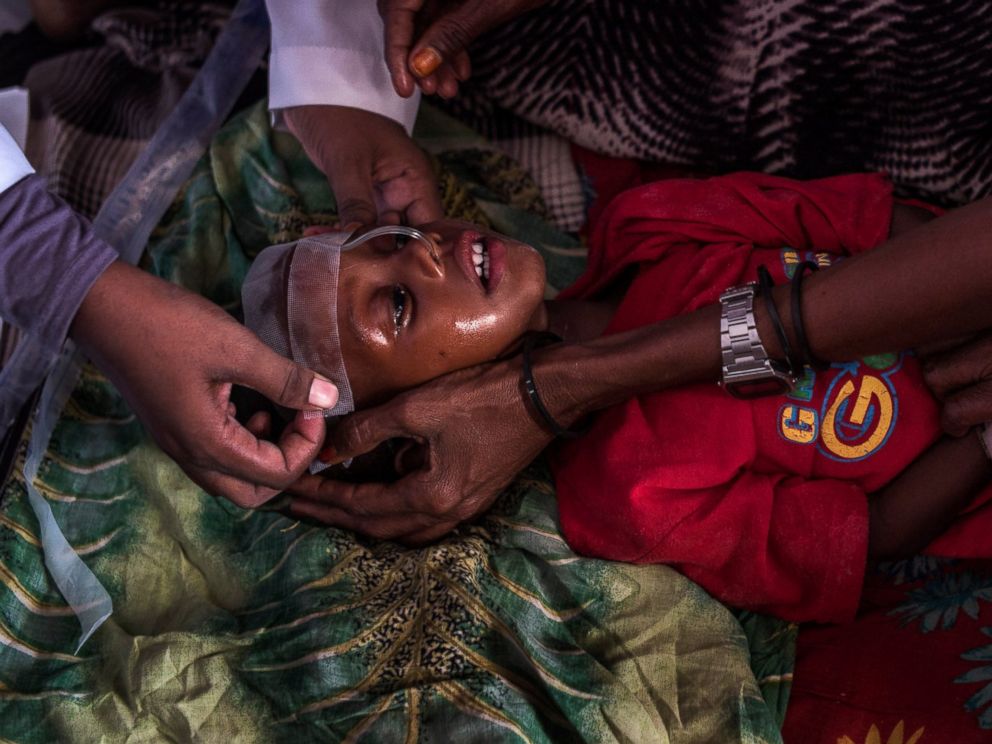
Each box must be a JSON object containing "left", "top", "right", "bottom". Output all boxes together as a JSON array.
[{"left": 517, "top": 304, "right": 728, "bottom": 433}]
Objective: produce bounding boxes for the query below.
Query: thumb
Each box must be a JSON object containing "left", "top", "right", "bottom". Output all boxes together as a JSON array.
[
  {"left": 329, "top": 174, "right": 379, "bottom": 226},
  {"left": 408, "top": 2, "right": 492, "bottom": 78},
  {"left": 325, "top": 158, "right": 381, "bottom": 228},
  {"left": 320, "top": 404, "right": 415, "bottom": 464},
  {"left": 234, "top": 337, "right": 338, "bottom": 412}
]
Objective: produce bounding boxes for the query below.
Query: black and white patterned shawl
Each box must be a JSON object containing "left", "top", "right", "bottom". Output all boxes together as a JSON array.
[{"left": 457, "top": 0, "right": 992, "bottom": 206}]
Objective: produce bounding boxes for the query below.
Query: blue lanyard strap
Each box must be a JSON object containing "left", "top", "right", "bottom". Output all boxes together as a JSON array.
[{"left": 7, "top": 0, "right": 270, "bottom": 651}]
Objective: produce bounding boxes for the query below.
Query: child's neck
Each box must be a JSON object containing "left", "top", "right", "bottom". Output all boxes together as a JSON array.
[{"left": 545, "top": 298, "right": 618, "bottom": 342}]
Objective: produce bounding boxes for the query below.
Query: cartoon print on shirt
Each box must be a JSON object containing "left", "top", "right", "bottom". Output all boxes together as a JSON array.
[
  {"left": 777, "top": 354, "right": 905, "bottom": 461},
  {"left": 781, "top": 248, "right": 832, "bottom": 278},
  {"left": 776, "top": 248, "right": 903, "bottom": 462},
  {"left": 789, "top": 368, "right": 816, "bottom": 402},
  {"left": 780, "top": 403, "right": 819, "bottom": 444}
]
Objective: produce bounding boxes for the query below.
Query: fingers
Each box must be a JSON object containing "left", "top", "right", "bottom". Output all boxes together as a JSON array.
[
  {"left": 333, "top": 191, "right": 379, "bottom": 231},
  {"left": 412, "top": 63, "right": 461, "bottom": 98},
  {"left": 402, "top": 191, "right": 444, "bottom": 225},
  {"left": 408, "top": 7, "right": 478, "bottom": 79},
  {"left": 193, "top": 408, "right": 325, "bottom": 495},
  {"left": 325, "top": 406, "right": 420, "bottom": 464},
  {"left": 376, "top": 166, "right": 444, "bottom": 225},
  {"left": 920, "top": 333, "right": 992, "bottom": 436},
  {"left": 922, "top": 334, "right": 992, "bottom": 400},
  {"left": 325, "top": 155, "right": 382, "bottom": 228},
  {"left": 187, "top": 465, "right": 280, "bottom": 510},
  {"left": 292, "top": 497, "right": 458, "bottom": 544},
  {"left": 289, "top": 467, "right": 463, "bottom": 522},
  {"left": 231, "top": 333, "right": 338, "bottom": 412},
  {"left": 382, "top": 0, "right": 422, "bottom": 97},
  {"left": 289, "top": 497, "right": 440, "bottom": 541},
  {"left": 452, "top": 50, "right": 471, "bottom": 82},
  {"left": 287, "top": 474, "right": 460, "bottom": 543},
  {"left": 245, "top": 410, "right": 271, "bottom": 438},
  {"left": 400, "top": 0, "right": 494, "bottom": 98},
  {"left": 941, "top": 381, "right": 992, "bottom": 437}
]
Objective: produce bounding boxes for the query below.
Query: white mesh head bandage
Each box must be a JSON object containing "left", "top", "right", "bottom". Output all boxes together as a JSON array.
[
  {"left": 242, "top": 226, "right": 438, "bottom": 422},
  {"left": 242, "top": 231, "right": 355, "bottom": 418}
]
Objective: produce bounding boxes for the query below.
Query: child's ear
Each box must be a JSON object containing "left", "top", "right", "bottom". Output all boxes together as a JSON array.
[{"left": 392, "top": 439, "right": 427, "bottom": 476}]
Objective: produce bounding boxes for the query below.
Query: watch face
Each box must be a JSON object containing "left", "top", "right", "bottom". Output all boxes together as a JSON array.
[{"left": 723, "top": 375, "right": 793, "bottom": 400}]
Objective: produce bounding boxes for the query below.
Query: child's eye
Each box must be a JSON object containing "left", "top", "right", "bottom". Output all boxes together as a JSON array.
[{"left": 392, "top": 284, "right": 409, "bottom": 330}]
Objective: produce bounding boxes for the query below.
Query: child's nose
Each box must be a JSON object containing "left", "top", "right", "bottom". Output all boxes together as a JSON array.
[{"left": 410, "top": 235, "right": 444, "bottom": 279}]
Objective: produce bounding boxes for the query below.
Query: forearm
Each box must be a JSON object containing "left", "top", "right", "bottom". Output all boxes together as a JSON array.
[
  {"left": 537, "top": 305, "right": 722, "bottom": 425},
  {"left": 794, "top": 198, "right": 992, "bottom": 362},
  {"left": 867, "top": 433, "right": 992, "bottom": 560},
  {"left": 537, "top": 198, "right": 992, "bottom": 428}
]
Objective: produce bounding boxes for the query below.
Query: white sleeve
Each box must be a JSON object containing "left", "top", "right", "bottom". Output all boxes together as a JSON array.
[
  {"left": 0, "top": 124, "right": 33, "bottom": 195},
  {"left": 265, "top": 0, "right": 420, "bottom": 133}
]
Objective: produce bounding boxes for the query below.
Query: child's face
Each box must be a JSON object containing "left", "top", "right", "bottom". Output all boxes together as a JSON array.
[{"left": 337, "top": 220, "right": 547, "bottom": 403}]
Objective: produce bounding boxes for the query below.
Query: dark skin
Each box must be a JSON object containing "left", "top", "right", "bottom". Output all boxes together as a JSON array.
[
  {"left": 922, "top": 333, "right": 992, "bottom": 437},
  {"left": 265, "top": 1, "right": 992, "bottom": 558},
  {"left": 287, "top": 203, "right": 992, "bottom": 556},
  {"left": 378, "top": 0, "right": 548, "bottom": 99},
  {"left": 71, "top": 261, "right": 334, "bottom": 508}
]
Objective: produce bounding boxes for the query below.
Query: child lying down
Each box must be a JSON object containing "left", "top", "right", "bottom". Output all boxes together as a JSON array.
[{"left": 240, "top": 172, "right": 992, "bottom": 623}]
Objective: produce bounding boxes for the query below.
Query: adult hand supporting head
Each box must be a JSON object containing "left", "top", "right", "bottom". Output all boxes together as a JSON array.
[
  {"left": 921, "top": 332, "right": 992, "bottom": 437},
  {"left": 281, "top": 105, "right": 442, "bottom": 227},
  {"left": 70, "top": 261, "right": 336, "bottom": 507},
  {"left": 379, "top": 0, "right": 548, "bottom": 99},
  {"left": 286, "top": 355, "right": 554, "bottom": 544}
]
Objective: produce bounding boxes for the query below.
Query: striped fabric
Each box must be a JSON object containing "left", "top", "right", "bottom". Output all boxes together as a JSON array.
[
  {"left": 462, "top": 0, "right": 992, "bottom": 206},
  {"left": 22, "top": 2, "right": 231, "bottom": 218}
]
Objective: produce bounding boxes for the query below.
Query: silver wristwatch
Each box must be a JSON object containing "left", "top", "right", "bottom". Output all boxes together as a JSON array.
[{"left": 719, "top": 283, "right": 796, "bottom": 399}]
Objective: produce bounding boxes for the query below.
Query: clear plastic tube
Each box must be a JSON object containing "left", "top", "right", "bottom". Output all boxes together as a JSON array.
[{"left": 342, "top": 225, "right": 441, "bottom": 264}]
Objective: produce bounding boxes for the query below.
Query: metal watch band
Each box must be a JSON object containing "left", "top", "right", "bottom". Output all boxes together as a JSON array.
[{"left": 720, "top": 283, "right": 795, "bottom": 398}]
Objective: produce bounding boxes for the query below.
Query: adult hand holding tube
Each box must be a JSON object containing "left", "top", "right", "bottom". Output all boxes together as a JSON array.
[{"left": 282, "top": 105, "right": 443, "bottom": 228}]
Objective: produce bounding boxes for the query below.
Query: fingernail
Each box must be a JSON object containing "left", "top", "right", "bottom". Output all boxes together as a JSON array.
[
  {"left": 318, "top": 444, "right": 338, "bottom": 463},
  {"left": 411, "top": 47, "right": 442, "bottom": 77},
  {"left": 309, "top": 376, "right": 338, "bottom": 409}
]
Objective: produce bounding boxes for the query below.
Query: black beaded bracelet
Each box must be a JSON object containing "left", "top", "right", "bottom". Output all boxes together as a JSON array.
[
  {"left": 521, "top": 332, "right": 589, "bottom": 439},
  {"left": 790, "top": 261, "right": 830, "bottom": 370},
  {"left": 757, "top": 265, "right": 801, "bottom": 377}
]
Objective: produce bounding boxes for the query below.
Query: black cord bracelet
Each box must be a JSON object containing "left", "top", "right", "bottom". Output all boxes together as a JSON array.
[
  {"left": 521, "top": 332, "right": 589, "bottom": 439},
  {"left": 757, "top": 265, "right": 801, "bottom": 377},
  {"left": 790, "top": 261, "right": 830, "bottom": 371}
]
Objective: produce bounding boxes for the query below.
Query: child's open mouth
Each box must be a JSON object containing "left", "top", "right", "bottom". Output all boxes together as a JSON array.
[
  {"left": 457, "top": 230, "right": 505, "bottom": 293},
  {"left": 471, "top": 239, "right": 490, "bottom": 287}
]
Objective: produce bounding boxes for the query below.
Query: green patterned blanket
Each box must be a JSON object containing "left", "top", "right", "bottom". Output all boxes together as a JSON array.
[{"left": 0, "top": 102, "right": 794, "bottom": 743}]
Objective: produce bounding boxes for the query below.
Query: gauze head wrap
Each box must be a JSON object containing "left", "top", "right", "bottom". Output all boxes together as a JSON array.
[
  {"left": 241, "top": 225, "right": 439, "bottom": 420},
  {"left": 241, "top": 231, "right": 355, "bottom": 418}
]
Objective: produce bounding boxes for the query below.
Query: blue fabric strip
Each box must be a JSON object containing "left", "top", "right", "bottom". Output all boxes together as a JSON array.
[{"left": 11, "top": 0, "right": 270, "bottom": 651}]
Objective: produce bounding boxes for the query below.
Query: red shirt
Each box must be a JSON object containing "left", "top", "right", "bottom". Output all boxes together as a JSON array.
[{"left": 553, "top": 172, "right": 991, "bottom": 623}]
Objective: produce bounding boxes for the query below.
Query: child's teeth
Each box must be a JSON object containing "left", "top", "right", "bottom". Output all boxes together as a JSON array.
[
  {"left": 474, "top": 265, "right": 483, "bottom": 277},
  {"left": 472, "top": 242, "right": 484, "bottom": 254},
  {"left": 472, "top": 253, "right": 484, "bottom": 266}
]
